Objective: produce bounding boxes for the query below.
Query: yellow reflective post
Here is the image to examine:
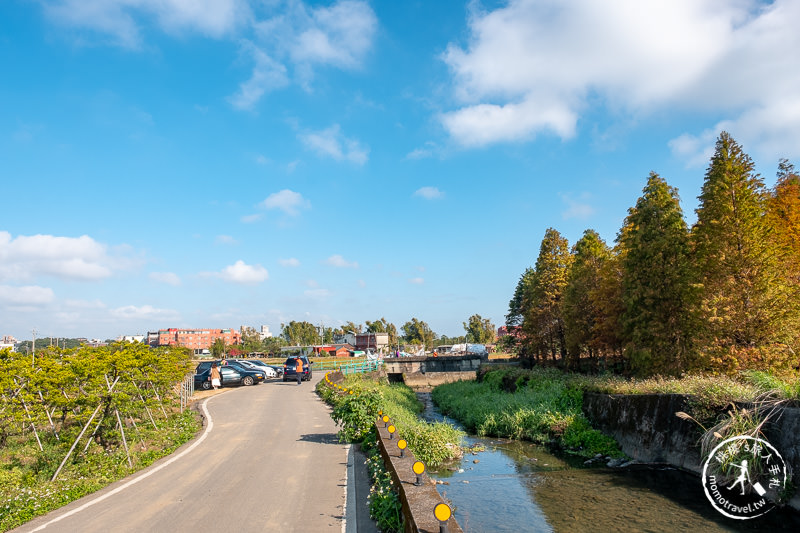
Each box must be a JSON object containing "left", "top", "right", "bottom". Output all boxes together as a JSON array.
[
  {"left": 433, "top": 503, "right": 452, "bottom": 533},
  {"left": 387, "top": 424, "right": 396, "bottom": 440},
  {"left": 412, "top": 460, "right": 425, "bottom": 486},
  {"left": 397, "top": 438, "right": 407, "bottom": 458},
  {"left": 382, "top": 415, "right": 389, "bottom": 428}
]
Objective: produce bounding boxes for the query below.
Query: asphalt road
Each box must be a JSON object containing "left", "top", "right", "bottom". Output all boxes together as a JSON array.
[{"left": 15, "top": 375, "right": 355, "bottom": 533}]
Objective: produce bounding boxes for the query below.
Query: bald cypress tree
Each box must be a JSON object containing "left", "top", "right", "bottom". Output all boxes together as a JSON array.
[
  {"left": 562, "top": 229, "right": 611, "bottom": 370},
  {"left": 767, "top": 159, "right": 800, "bottom": 279},
  {"left": 620, "top": 172, "right": 695, "bottom": 375},
  {"left": 523, "top": 228, "right": 572, "bottom": 363},
  {"left": 692, "top": 133, "right": 796, "bottom": 360}
]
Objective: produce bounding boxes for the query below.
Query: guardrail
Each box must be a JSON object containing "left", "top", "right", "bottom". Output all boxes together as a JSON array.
[
  {"left": 313, "top": 359, "right": 383, "bottom": 374},
  {"left": 179, "top": 373, "right": 194, "bottom": 412}
]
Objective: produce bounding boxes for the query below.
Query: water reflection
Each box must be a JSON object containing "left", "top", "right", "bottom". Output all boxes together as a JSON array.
[
  {"left": 430, "top": 437, "right": 799, "bottom": 532},
  {"left": 420, "top": 395, "right": 799, "bottom": 532}
]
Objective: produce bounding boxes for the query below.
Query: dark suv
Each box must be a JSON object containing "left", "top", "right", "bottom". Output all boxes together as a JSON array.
[
  {"left": 283, "top": 356, "right": 312, "bottom": 382},
  {"left": 195, "top": 360, "right": 265, "bottom": 386}
]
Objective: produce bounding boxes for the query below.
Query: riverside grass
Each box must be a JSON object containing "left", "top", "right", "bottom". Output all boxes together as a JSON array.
[
  {"left": 318, "top": 373, "right": 464, "bottom": 467},
  {"left": 317, "top": 373, "right": 463, "bottom": 533},
  {"left": 432, "top": 367, "right": 623, "bottom": 458},
  {"left": 432, "top": 367, "right": 800, "bottom": 461}
]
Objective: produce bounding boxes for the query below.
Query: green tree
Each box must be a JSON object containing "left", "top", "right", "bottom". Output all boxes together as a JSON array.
[
  {"left": 562, "top": 229, "right": 611, "bottom": 369},
  {"left": 693, "top": 133, "right": 797, "bottom": 358},
  {"left": 210, "top": 337, "right": 227, "bottom": 357},
  {"left": 401, "top": 318, "right": 435, "bottom": 350},
  {"left": 366, "top": 317, "right": 398, "bottom": 347},
  {"left": 768, "top": 159, "right": 800, "bottom": 277},
  {"left": 590, "top": 246, "right": 626, "bottom": 367},
  {"left": 341, "top": 321, "right": 363, "bottom": 335},
  {"left": 280, "top": 321, "right": 319, "bottom": 346},
  {"left": 620, "top": 172, "right": 695, "bottom": 375},
  {"left": 506, "top": 267, "right": 535, "bottom": 327},
  {"left": 261, "top": 335, "right": 286, "bottom": 356},
  {"left": 463, "top": 314, "right": 496, "bottom": 344},
  {"left": 523, "top": 228, "right": 573, "bottom": 363},
  {"left": 240, "top": 327, "right": 262, "bottom": 353}
]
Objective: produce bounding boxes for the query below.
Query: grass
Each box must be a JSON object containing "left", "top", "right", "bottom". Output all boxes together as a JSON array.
[
  {"left": 432, "top": 367, "right": 623, "bottom": 459},
  {"left": 432, "top": 366, "right": 799, "bottom": 464},
  {"left": 0, "top": 409, "right": 201, "bottom": 532},
  {"left": 317, "top": 372, "right": 464, "bottom": 467}
]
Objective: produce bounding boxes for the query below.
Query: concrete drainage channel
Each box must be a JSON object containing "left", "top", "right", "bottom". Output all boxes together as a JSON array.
[{"left": 374, "top": 419, "right": 463, "bottom": 533}]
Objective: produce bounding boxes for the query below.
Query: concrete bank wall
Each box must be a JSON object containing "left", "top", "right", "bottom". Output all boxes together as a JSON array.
[
  {"left": 402, "top": 371, "right": 477, "bottom": 388},
  {"left": 374, "top": 421, "right": 463, "bottom": 533},
  {"left": 582, "top": 392, "right": 800, "bottom": 511}
]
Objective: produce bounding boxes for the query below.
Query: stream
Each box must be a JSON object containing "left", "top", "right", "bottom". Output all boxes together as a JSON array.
[{"left": 417, "top": 393, "right": 800, "bottom": 532}]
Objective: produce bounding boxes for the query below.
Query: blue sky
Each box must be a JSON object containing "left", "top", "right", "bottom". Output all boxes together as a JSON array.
[{"left": 2, "top": 0, "right": 799, "bottom": 341}]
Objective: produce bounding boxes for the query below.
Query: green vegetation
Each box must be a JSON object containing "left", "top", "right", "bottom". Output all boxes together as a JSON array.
[
  {"left": 506, "top": 132, "right": 800, "bottom": 377},
  {"left": 433, "top": 367, "right": 800, "bottom": 461},
  {"left": 317, "top": 373, "right": 463, "bottom": 533},
  {"left": 0, "top": 343, "right": 200, "bottom": 531},
  {"left": 317, "top": 373, "right": 464, "bottom": 466},
  {"left": 432, "top": 368, "right": 622, "bottom": 459},
  {"left": 360, "top": 428, "right": 403, "bottom": 533}
]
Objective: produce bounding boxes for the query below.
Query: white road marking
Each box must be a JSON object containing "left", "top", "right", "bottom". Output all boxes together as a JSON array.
[{"left": 32, "top": 399, "right": 214, "bottom": 532}]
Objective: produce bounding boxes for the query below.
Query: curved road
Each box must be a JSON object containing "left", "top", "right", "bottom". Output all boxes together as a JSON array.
[{"left": 16, "top": 375, "right": 351, "bottom": 533}]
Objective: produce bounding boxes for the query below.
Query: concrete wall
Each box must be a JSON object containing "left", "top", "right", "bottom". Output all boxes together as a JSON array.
[
  {"left": 374, "top": 421, "right": 463, "bottom": 533},
  {"left": 401, "top": 371, "right": 477, "bottom": 388},
  {"left": 583, "top": 392, "right": 800, "bottom": 511},
  {"left": 384, "top": 354, "right": 484, "bottom": 379}
]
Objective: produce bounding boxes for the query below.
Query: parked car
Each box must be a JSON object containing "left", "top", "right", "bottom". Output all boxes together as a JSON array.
[
  {"left": 268, "top": 365, "right": 284, "bottom": 377},
  {"left": 194, "top": 365, "right": 246, "bottom": 390},
  {"left": 239, "top": 359, "right": 277, "bottom": 378},
  {"left": 223, "top": 360, "right": 267, "bottom": 384},
  {"left": 283, "top": 356, "right": 312, "bottom": 382}
]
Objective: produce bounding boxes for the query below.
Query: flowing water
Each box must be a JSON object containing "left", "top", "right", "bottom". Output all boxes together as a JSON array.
[{"left": 418, "top": 393, "right": 800, "bottom": 533}]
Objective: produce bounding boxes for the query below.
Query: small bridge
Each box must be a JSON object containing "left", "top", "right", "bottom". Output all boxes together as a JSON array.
[{"left": 383, "top": 353, "right": 485, "bottom": 386}]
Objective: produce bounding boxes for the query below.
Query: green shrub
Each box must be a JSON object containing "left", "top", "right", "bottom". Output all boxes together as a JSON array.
[{"left": 433, "top": 368, "right": 623, "bottom": 459}]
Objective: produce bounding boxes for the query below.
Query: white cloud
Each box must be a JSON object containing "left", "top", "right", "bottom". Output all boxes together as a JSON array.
[
  {"left": 229, "top": 42, "right": 290, "bottom": 111},
  {"left": 280, "top": 258, "right": 301, "bottom": 267},
  {"left": 289, "top": 0, "right": 377, "bottom": 68},
  {"left": 42, "top": 0, "right": 250, "bottom": 48},
  {"left": 0, "top": 285, "right": 56, "bottom": 306},
  {"left": 218, "top": 260, "right": 269, "bottom": 283},
  {"left": 298, "top": 124, "right": 368, "bottom": 164},
  {"left": 441, "top": 0, "right": 800, "bottom": 160},
  {"left": 409, "top": 277, "right": 424, "bottom": 285},
  {"left": 406, "top": 145, "right": 435, "bottom": 160},
  {"left": 260, "top": 189, "right": 311, "bottom": 216},
  {"left": 324, "top": 254, "right": 358, "bottom": 268},
  {"left": 229, "top": 0, "right": 376, "bottom": 108},
  {"left": 0, "top": 231, "right": 132, "bottom": 282},
  {"left": 304, "top": 288, "right": 332, "bottom": 299},
  {"left": 414, "top": 187, "right": 444, "bottom": 200},
  {"left": 149, "top": 272, "right": 182, "bottom": 286},
  {"left": 241, "top": 213, "right": 263, "bottom": 223},
  {"left": 215, "top": 235, "right": 238, "bottom": 245},
  {"left": 560, "top": 193, "right": 596, "bottom": 220},
  {"left": 111, "top": 304, "right": 180, "bottom": 321},
  {"left": 668, "top": 129, "right": 718, "bottom": 168}
]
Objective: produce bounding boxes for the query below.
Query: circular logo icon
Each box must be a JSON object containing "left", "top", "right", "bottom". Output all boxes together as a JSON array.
[{"left": 701, "top": 435, "right": 790, "bottom": 520}]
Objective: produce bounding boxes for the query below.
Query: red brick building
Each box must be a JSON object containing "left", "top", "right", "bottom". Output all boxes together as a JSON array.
[{"left": 153, "top": 328, "right": 241, "bottom": 350}]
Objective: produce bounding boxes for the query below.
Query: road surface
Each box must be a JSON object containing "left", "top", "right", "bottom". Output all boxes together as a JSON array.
[{"left": 15, "top": 375, "right": 357, "bottom": 533}]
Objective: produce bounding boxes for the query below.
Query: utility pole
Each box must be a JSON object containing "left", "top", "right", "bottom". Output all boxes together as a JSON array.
[{"left": 32, "top": 328, "right": 37, "bottom": 368}]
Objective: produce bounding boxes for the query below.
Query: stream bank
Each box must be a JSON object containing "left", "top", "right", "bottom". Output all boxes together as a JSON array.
[{"left": 417, "top": 392, "right": 800, "bottom": 532}]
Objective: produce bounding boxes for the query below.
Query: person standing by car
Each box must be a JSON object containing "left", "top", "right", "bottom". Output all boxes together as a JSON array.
[
  {"left": 210, "top": 362, "right": 221, "bottom": 389},
  {"left": 295, "top": 357, "right": 303, "bottom": 385}
]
